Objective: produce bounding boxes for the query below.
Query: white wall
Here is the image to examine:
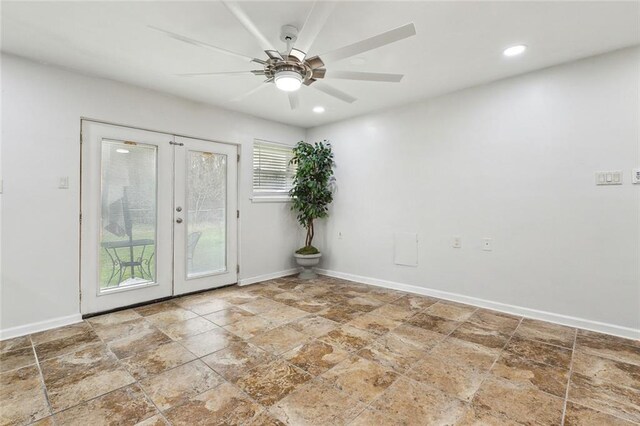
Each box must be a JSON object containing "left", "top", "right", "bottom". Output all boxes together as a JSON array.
[
  {"left": 0, "top": 54, "right": 304, "bottom": 334},
  {"left": 307, "top": 47, "right": 640, "bottom": 333}
]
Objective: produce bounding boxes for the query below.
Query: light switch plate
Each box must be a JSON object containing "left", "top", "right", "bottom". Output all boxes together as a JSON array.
[
  {"left": 595, "top": 171, "right": 622, "bottom": 185},
  {"left": 633, "top": 169, "right": 640, "bottom": 184},
  {"left": 58, "top": 176, "right": 69, "bottom": 189}
]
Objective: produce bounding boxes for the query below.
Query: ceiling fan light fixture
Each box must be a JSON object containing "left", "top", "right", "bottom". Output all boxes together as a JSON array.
[{"left": 275, "top": 70, "right": 303, "bottom": 92}]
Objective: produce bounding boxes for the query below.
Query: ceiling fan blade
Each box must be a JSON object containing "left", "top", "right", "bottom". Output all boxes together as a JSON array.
[
  {"left": 288, "top": 92, "right": 300, "bottom": 110},
  {"left": 230, "top": 83, "right": 269, "bottom": 102},
  {"left": 319, "top": 23, "right": 416, "bottom": 63},
  {"left": 291, "top": 1, "right": 336, "bottom": 61},
  {"left": 325, "top": 70, "right": 403, "bottom": 82},
  {"left": 312, "top": 82, "right": 356, "bottom": 103},
  {"left": 222, "top": 1, "right": 282, "bottom": 59},
  {"left": 149, "top": 26, "right": 256, "bottom": 62},
  {"left": 176, "top": 70, "right": 264, "bottom": 77}
]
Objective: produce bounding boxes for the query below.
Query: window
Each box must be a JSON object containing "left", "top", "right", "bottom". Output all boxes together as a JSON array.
[{"left": 252, "top": 139, "right": 296, "bottom": 199}]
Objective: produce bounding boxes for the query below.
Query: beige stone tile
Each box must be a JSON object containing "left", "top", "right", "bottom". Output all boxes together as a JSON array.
[
  {"left": 134, "top": 301, "right": 181, "bottom": 317},
  {"left": 317, "top": 304, "right": 364, "bottom": 323},
  {"left": 34, "top": 329, "right": 102, "bottom": 361},
  {"left": 179, "top": 328, "right": 241, "bottom": 357},
  {"left": 472, "top": 376, "right": 564, "bottom": 425},
  {"left": 0, "top": 335, "right": 31, "bottom": 353},
  {"left": 270, "top": 379, "right": 367, "bottom": 425},
  {"left": 135, "top": 414, "right": 170, "bottom": 426},
  {"left": 248, "top": 285, "right": 287, "bottom": 298},
  {"left": 568, "top": 372, "right": 640, "bottom": 423},
  {"left": 390, "top": 323, "right": 445, "bottom": 351},
  {"left": 202, "top": 341, "right": 275, "bottom": 382},
  {"left": 203, "top": 306, "right": 254, "bottom": 326},
  {"left": 371, "top": 376, "right": 468, "bottom": 425},
  {"left": 515, "top": 318, "right": 576, "bottom": 348},
  {"left": 457, "top": 406, "right": 521, "bottom": 425},
  {"left": 139, "top": 359, "right": 223, "bottom": 411},
  {"left": 235, "top": 359, "right": 312, "bottom": 406},
  {"left": 450, "top": 321, "right": 511, "bottom": 350},
  {"left": 572, "top": 350, "right": 640, "bottom": 391},
  {"left": 564, "top": 401, "right": 636, "bottom": 426},
  {"left": 504, "top": 336, "right": 572, "bottom": 369},
  {"left": 31, "top": 322, "right": 92, "bottom": 345},
  {"left": 349, "top": 408, "right": 397, "bottom": 426},
  {"left": 108, "top": 327, "right": 172, "bottom": 359},
  {"left": 345, "top": 312, "right": 402, "bottom": 336},
  {"left": 157, "top": 317, "right": 219, "bottom": 340},
  {"left": 283, "top": 340, "right": 350, "bottom": 376},
  {"left": 357, "top": 333, "right": 426, "bottom": 373},
  {"left": 369, "top": 303, "right": 416, "bottom": 321},
  {"left": 406, "top": 312, "right": 460, "bottom": 335},
  {"left": 52, "top": 384, "right": 157, "bottom": 426},
  {"left": 248, "top": 326, "right": 311, "bottom": 355},
  {"left": 0, "top": 365, "right": 50, "bottom": 426},
  {"left": 341, "top": 295, "right": 384, "bottom": 313},
  {"left": 241, "top": 298, "right": 289, "bottom": 314},
  {"left": 29, "top": 416, "right": 56, "bottom": 426},
  {"left": 467, "top": 309, "right": 521, "bottom": 334},
  {"left": 320, "top": 355, "right": 398, "bottom": 404},
  {"left": 90, "top": 317, "right": 155, "bottom": 343},
  {"left": 287, "top": 315, "right": 339, "bottom": 338},
  {"left": 490, "top": 352, "right": 569, "bottom": 398},
  {"left": 0, "top": 345, "right": 36, "bottom": 373},
  {"left": 318, "top": 324, "right": 377, "bottom": 352},
  {"left": 164, "top": 382, "right": 263, "bottom": 426},
  {"left": 425, "top": 301, "right": 476, "bottom": 321},
  {"left": 406, "top": 352, "right": 486, "bottom": 401},
  {"left": 431, "top": 337, "right": 501, "bottom": 371},
  {"left": 180, "top": 298, "right": 233, "bottom": 316},
  {"left": 392, "top": 294, "right": 439, "bottom": 311},
  {"left": 224, "top": 316, "right": 277, "bottom": 340},
  {"left": 258, "top": 305, "right": 309, "bottom": 326},
  {"left": 576, "top": 331, "right": 640, "bottom": 366},
  {"left": 86, "top": 309, "right": 142, "bottom": 326},
  {"left": 244, "top": 411, "right": 286, "bottom": 426},
  {"left": 145, "top": 308, "right": 198, "bottom": 328},
  {"left": 120, "top": 341, "right": 196, "bottom": 380},
  {"left": 219, "top": 292, "right": 262, "bottom": 305},
  {"left": 41, "top": 344, "right": 135, "bottom": 412}
]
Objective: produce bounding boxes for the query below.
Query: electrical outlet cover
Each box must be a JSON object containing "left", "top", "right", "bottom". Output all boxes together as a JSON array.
[{"left": 633, "top": 168, "right": 640, "bottom": 184}]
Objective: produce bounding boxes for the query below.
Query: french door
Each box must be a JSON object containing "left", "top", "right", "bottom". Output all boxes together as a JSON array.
[{"left": 80, "top": 121, "right": 237, "bottom": 314}]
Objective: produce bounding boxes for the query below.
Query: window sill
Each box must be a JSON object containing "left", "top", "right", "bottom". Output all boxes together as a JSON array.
[{"left": 250, "top": 195, "right": 292, "bottom": 203}]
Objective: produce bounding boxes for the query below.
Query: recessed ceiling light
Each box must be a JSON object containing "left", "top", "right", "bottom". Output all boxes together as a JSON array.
[
  {"left": 313, "top": 106, "right": 325, "bottom": 113},
  {"left": 503, "top": 45, "right": 527, "bottom": 57},
  {"left": 116, "top": 148, "right": 130, "bottom": 154}
]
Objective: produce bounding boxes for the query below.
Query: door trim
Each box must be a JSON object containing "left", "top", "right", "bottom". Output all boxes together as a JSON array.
[{"left": 79, "top": 119, "right": 241, "bottom": 314}]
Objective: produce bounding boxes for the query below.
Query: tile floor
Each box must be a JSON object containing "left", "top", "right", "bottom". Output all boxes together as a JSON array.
[{"left": 1, "top": 275, "right": 639, "bottom": 425}]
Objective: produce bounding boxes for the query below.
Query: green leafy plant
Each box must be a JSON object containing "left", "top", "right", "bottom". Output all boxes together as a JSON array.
[{"left": 289, "top": 140, "right": 335, "bottom": 255}]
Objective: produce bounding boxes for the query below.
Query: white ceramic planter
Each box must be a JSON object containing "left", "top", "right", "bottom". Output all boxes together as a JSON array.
[{"left": 293, "top": 252, "right": 322, "bottom": 279}]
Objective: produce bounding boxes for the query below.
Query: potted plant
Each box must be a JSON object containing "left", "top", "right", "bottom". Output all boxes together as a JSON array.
[{"left": 289, "top": 140, "right": 335, "bottom": 279}]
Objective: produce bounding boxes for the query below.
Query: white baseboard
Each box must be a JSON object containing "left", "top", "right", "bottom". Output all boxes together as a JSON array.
[
  {"left": 238, "top": 268, "right": 301, "bottom": 286},
  {"left": 317, "top": 269, "right": 640, "bottom": 341},
  {"left": 0, "top": 313, "right": 83, "bottom": 341}
]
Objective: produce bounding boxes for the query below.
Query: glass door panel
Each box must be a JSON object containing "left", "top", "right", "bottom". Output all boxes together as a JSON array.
[
  {"left": 100, "top": 140, "right": 157, "bottom": 290},
  {"left": 186, "top": 150, "right": 227, "bottom": 277},
  {"left": 174, "top": 136, "right": 238, "bottom": 295}
]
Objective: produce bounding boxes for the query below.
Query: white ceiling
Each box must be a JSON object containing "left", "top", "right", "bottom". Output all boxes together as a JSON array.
[{"left": 2, "top": 1, "right": 639, "bottom": 128}]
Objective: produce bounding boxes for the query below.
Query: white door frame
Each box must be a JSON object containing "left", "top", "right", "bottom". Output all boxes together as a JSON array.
[{"left": 80, "top": 119, "right": 240, "bottom": 315}]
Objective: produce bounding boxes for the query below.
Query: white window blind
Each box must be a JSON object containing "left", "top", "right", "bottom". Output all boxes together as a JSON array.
[{"left": 252, "top": 140, "right": 296, "bottom": 196}]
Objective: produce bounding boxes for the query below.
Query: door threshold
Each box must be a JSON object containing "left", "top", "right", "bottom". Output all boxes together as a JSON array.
[{"left": 82, "top": 282, "right": 238, "bottom": 319}]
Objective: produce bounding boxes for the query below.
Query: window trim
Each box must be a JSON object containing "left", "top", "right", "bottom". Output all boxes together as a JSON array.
[{"left": 251, "top": 139, "right": 296, "bottom": 202}]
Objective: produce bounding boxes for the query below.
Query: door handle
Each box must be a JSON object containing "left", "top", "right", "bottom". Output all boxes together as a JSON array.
[{"left": 176, "top": 218, "right": 183, "bottom": 224}]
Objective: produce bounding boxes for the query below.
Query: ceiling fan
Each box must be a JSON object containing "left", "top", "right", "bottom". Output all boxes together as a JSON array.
[{"left": 150, "top": 1, "right": 416, "bottom": 110}]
